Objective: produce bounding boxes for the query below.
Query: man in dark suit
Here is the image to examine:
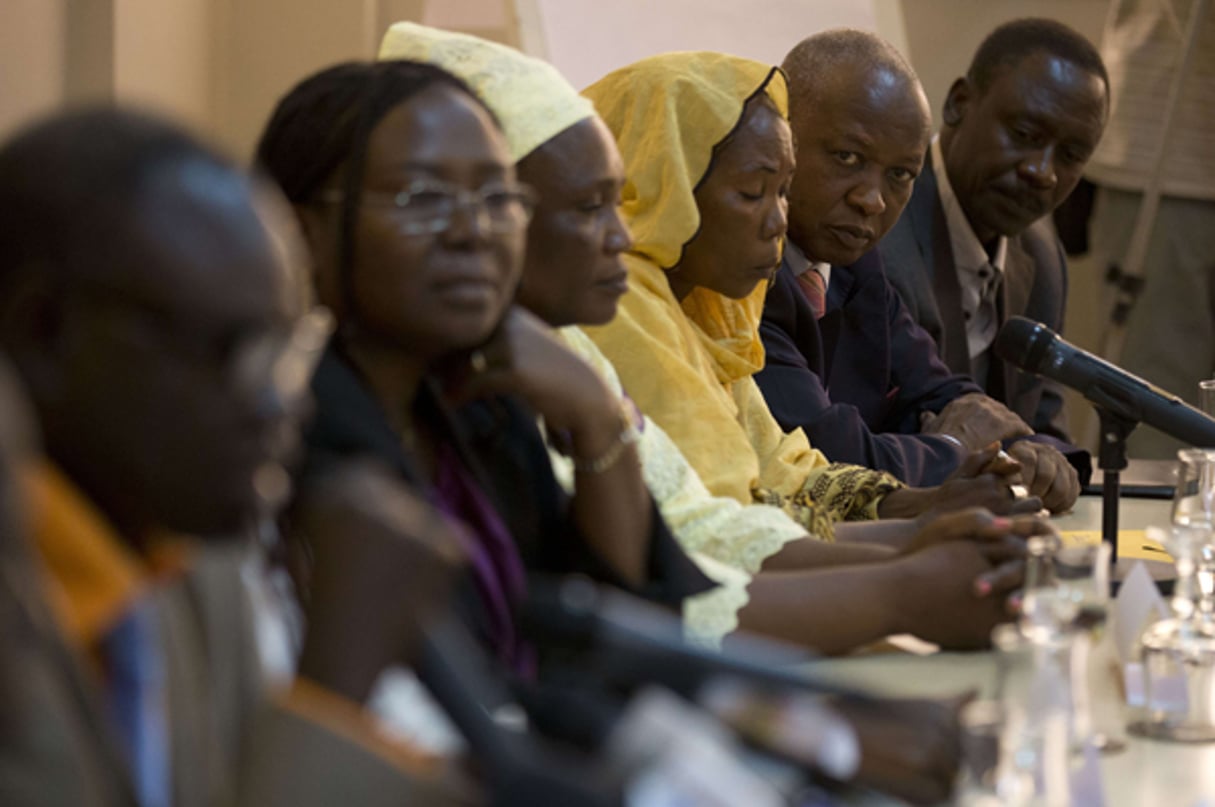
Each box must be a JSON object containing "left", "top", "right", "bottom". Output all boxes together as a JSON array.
[
  {"left": 757, "top": 29, "right": 1082, "bottom": 511},
  {"left": 878, "top": 19, "right": 1109, "bottom": 450}
]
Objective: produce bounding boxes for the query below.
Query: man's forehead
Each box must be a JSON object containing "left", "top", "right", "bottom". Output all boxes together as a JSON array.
[
  {"left": 120, "top": 170, "right": 303, "bottom": 321},
  {"left": 795, "top": 71, "right": 928, "bottom": 138},
  {"left": 800, "top": 62, "right": 922, "bottom": 110}
]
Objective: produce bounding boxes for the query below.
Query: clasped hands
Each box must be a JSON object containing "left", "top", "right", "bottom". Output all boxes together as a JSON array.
[{"left": 919, "top": 394, "right": 1080, "bottom": 514}]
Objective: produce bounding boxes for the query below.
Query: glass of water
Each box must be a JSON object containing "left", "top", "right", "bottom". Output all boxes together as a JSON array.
[
  {"left": 1199, "top": 378, "right": 1215, "bottom": 418},
  {"left": 1131, "top": 449, "right": 1215, "bottom": 741}
]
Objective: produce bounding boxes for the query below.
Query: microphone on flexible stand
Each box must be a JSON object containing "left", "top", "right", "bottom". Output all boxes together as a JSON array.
[
  {"left": 993, "top": 317, "right": 1215, "bottom": 447},
  {"left": 416, "top": 612, "right": 810, "bottom": 806},
  {"left": 415, "top": 615, "right": 623, "bottom": 807},
  {"left": 521, "top": 577, "right": 873, "bottom": 783},
  {"left": 520, "top": 575, "right": 855, "bottom": 701},
  {"left": 994, "top": 317, "right": 1215, "bottom": 569}
]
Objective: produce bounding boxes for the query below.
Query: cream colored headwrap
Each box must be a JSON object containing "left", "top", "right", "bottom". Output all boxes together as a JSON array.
[{"left": 379, "top": 22, "right": 595, "bottom": 162}]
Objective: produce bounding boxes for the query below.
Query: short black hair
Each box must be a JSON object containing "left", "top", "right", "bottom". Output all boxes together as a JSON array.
[
  {"left": 968, "top": 18, "right": 1108, "bottom": 96},
  {"left": 0, "top": 107, "right": 237, "bottom": 291},
  {"left": 254, "top": 59, "right": 494, "bottom": 313}
]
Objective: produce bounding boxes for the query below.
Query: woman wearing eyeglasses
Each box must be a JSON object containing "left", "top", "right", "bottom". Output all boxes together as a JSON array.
[{"left": 256, "top": 61, "right": 709, "bottom": 673}]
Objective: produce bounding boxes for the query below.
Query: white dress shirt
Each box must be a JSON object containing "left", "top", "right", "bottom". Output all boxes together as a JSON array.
[{"left": 931, "top": 136, "right": 1008, "bottom": 386}]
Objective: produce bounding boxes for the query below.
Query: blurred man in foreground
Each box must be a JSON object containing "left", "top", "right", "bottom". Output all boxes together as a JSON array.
[{"left": 0, "top": 107, "right": 467, "bottom": 806}]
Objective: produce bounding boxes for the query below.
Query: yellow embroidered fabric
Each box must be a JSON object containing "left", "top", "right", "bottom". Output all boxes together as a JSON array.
[
  {"left": 582, "top": 52, "right": 902, "bottom": 526},
  {"left": 378, "top": 22, "right": 595, "bottom": 162}
]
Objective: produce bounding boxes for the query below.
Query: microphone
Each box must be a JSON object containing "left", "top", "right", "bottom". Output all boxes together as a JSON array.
[
  {"left": 994, "top": 317, "right": 1215, "bottom": 447},
  {"left": 415, "top": 616, "right": 623, "bottom": 806},
  {"left": 520, "top": 577, "right": 868, "bottom": 783},
  {"left": 415, "top": 609, "right": 807, "bottom": 806},
  {"left": 520, "top": 576, "right": 852, "bottom": 701}
]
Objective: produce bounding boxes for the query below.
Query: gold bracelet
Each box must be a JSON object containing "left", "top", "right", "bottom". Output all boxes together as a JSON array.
[{"left": 572, "top": 416, "right": 642, "bottom": 474}]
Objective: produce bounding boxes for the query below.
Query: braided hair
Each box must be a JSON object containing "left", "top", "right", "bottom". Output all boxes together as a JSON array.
[{"left": 254, "top": 59, "right": 497, "bottom": 316}]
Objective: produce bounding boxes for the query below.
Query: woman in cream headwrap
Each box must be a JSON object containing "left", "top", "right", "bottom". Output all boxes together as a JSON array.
[
  {"left": 580, "top": 52, "right": 1019, "bottom": 528},
  {"left": 381, "top": 26, "right": 1036, "bottom": 655}
]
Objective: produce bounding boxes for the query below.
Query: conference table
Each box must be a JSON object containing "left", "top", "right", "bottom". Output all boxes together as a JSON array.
[{"left": 804, "top": 492, "right": 1215, "bottom": 805}]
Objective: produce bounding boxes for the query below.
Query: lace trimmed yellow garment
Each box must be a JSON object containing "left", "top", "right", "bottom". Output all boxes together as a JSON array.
[
  {"left": 555, "top": 327, "right": 809, "bottom": 569},
  {"left": 379, "top": 22, "right": 595, "bottom": 162},
  {"left": 551, "top": 327, "right": 817, "bottom": 647},
  {"left": 582, "top": 52, "right": 903, "bottom": 527}
]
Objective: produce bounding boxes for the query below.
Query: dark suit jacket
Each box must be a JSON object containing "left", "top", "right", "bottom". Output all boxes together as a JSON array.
[
  {"left": 878, "top": 153, "right": 1072, "bottom": 442},
  {"left": 757, "top": 250, "right": 980, "bottom": 486},
  {"left": 302, "top": 347, "right": 711, "bottom": 660}
]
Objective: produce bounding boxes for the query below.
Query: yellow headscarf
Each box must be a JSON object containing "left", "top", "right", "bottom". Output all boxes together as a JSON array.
[
  {"left": 583, "top": 52, "right": 900, "bottom": 521},
  {"left": 586, "top": 52, "right": 784, "bottom": 384},
  {"left": 378, "top": 22, "right": 595, "bottom": 162}
]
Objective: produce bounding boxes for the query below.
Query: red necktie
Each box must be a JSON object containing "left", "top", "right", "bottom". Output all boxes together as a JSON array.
[{"left": 796, "top": 267, "right": 827, "bottom": 320}]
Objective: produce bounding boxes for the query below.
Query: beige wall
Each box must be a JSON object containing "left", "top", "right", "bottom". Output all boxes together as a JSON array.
[
  {"left": 1, "top": 0, "right": 67, "bottom": 139},
  {"left": 114, "top": 0, "right": 215, "bottom": 130},
  {"left": 2, "top": 0, "right": 1112, "bottom": 149},
  {"left": 215, "top": 0, "right": 381, "bottom": 159},
  {"left": 216, "top": 0, "right": 521, "bottom": 159},
  {"left": 0, "top": 0, "right": 1115, "bottom": 445},
  {"left": 2, "top": 0, "right": 216, "bottom": 140},
  {"left": 533, "top": 0, "right": 876, "bottom": 91},
  {"left": 897, "top": 0, "right": 1108, "bottom": 128},
  {"left": 1, "top": 0, "right": 414, "bottom": 157}
]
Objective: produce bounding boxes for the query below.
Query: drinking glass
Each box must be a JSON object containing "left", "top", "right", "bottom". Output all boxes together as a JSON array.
[
  {"left": 1055, "top": 541, "right": 1125, "bottom": 753},
  {"left": 1018, "top": 534, "right": 1068, "bottom": 643},
  {"left": 957, "top": 699, "right": 1003, "bottom": 803},
  {"left": 1193, "top": 384, "right": 1215, "bottom": 631},
  {"left": 1199, "top": 378, "right": 1215, "bottom": 418},
  {"left": 989, "top": 624, "right": 1075, "bottom": 806},
  {"left": 1129, "top": 448, "right": 1215, "bottom": 741},
  {"left": 1171, "top": 448, "right": 1215, "bottom": 625}
]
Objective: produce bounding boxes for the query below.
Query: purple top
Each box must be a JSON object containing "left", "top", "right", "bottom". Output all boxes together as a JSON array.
[{"left": 431, "top": 440, "right": 535, "bottom": 676}]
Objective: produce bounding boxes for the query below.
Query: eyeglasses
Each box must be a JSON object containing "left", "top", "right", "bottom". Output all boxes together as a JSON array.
[
  {"left": 76, "top": 282, "right": 334, "bottom": 411},
  {"left": 234, "top": 307, "right": 334, "bottom": 412},
  {"left": 315, "top": 180, "right": 537, "bottom": 235}
]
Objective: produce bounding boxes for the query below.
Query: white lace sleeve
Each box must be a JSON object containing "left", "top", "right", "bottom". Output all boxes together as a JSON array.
[{"left": 548, "top": 327, "right": 815, "bottom": 647}]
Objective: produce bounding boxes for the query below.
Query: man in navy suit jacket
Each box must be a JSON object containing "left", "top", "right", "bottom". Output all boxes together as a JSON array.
[{"left": 757, "top": 29, "right": 1082, "bottom": 512}]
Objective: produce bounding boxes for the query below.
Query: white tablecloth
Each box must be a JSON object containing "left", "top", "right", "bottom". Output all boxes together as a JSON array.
[{"left": 803, "top": 494, "right": 1215, "bottom": 805}]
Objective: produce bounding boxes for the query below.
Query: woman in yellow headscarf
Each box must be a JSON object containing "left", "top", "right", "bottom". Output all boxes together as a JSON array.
[{"left": 582, "top": 52, "right": 1015, "bottom": 528}]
